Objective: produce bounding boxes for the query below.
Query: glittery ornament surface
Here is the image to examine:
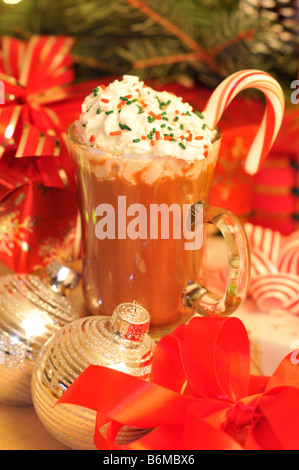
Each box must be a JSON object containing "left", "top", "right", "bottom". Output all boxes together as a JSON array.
[
  {"left": 32, "top": 312, "right": 155, "bottom": 449},
  {"left": 0, "top": 272, "right": 79, "bottom": 405}
]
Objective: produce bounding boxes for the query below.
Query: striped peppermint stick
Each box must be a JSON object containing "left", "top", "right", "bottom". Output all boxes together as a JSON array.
[
  {"left": 250, "top": 273, "right": 299, "bottom": 313},
  {"left": 203, "top": 70, "right": 285, "bottom": 175},
  {"left": 284, "top": 293, "right": 299, "bottom": 316},
  {"left": 278, "top": 238, "right": 299, "bottom": 276},
  {"left": 245, "top": 223, "right": 281, "bottom": 267},
  {"left": 250, "top": 248, "right": 278, "bottom": 280}
]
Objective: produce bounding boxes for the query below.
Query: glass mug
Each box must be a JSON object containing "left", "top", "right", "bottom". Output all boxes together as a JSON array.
[{"left": 67, "top": 124, "right": 250, "bottom": 335}]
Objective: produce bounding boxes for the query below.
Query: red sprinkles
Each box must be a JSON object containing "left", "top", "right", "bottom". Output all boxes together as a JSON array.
[{"left": 110, "top": 131, "right": 122, "bottom": 136}]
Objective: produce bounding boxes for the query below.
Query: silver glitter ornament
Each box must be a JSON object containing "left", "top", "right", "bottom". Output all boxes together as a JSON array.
[
  {"left": 0, "top": 260, "right": 80, "bottom": 405},
  {"left": 31, "top": 302, "right": 155, "bottom": 450}
]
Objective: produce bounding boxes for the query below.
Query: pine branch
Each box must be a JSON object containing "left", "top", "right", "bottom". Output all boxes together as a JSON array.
[
  {"left": 126, "top": 0, "right": 203, "bottom": 52},
  {"left": 0, "top": 0, "right": 296, "bottom": 97}
]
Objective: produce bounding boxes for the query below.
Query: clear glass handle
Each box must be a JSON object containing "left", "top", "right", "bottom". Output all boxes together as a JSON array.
[{"left": 182, "top": 200, "right": 251, "bottom": 317}]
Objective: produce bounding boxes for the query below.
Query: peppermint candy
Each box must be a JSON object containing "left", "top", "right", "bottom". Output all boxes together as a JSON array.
[{"left": 245, "top": 224, "right": 299, "bottom": 315}]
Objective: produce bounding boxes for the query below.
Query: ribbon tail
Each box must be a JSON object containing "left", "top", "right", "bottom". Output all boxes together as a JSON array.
[{"left": 56, "top": 364, "right": 197, "bottom": 429}]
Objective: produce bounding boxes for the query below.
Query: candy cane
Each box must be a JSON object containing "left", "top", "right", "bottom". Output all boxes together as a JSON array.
[
  {"left": 245, "top": 223, "right": 281, "bottom": 266},
  {"left": 278, "top": 239, "right": 299, "bottom": 276},
  {"left": 203, "top": 70, "right": 285, "bottom": 175},
  {"left": 284, "top": 293, "right": 299, "bottom": 316},
  {"left": 250, "top": 248, "right": 278, "bottom": 279},
  {"left": 250, "top": 273, "right": 299, "bottom": 313}
]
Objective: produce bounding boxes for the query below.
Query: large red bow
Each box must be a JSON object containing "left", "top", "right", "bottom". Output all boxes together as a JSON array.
[
  {"left": 56, "top": 316, "right": 299, "bottom": 450},
  {"left": 0, "top": 35, "right": 99, "bottom": 190}
]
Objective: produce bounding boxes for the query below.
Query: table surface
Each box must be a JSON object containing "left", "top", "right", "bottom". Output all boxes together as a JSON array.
[{"left": 0, "top": 237, "right": 262, "bottom": 450}]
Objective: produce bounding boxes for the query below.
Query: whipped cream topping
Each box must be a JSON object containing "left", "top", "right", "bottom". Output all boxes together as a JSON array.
[{"left": 76, "top": 75, "right": 215, "bottom": 161}]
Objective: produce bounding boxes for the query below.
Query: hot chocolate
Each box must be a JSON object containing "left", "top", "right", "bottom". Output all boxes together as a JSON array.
[
  {"left": 69, "top": 130, "right": 219, "bottom": 327},
  {"left": 69, "top": 75, "right": 219, "bottom": 328},
  {"left": 68, "top": 69, "right": 284, "bottom": 334}
]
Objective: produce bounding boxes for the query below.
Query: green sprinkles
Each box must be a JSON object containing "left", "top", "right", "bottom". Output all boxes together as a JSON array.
[
  {"left": 180, "top": 124, "right": 184, "bottom": 130},
  {"left": 119, "top": 123, "right": 132, "bottom": 131},
  {"left": 174, "top": 116, "right": 179, "bottom": 122},
  {"left": 133, "top": 139, "right": 141, "bottom": 143},
  {"left": 148, "top": 116, "right": 155, "bottom": 123},
  {"left": 179, "top": 142, "right": 186, "bottom": 149},
  {"left": 195, "top": 111, "right": 204, "bottom": 119},
  {"left": 120, "top": 96, "right": 128, "bottom": 101},
  {"left": 160, "top": 123, "right": 166, "bottom": 128},
  {"left": 105, "top": 110, "right": 114, "bottom": 115},
  {"left": 202, "top": 124, "right": 207, "bottom": 130},
  {"left": 97, "top": 108, "right": 102, "bottom": 114}
]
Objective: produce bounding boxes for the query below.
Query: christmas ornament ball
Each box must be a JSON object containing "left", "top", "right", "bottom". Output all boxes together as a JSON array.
[
  {"left": 31, "top": 303, "right": 155, "bottom": 450},
  {"left": 0, "top": 261, "right": 80, "bottom": 405}
]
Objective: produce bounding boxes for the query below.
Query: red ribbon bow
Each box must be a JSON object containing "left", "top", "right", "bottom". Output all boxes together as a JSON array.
[
  {"left": 0, "top": 35, "right": 99, "bottom": 190},
  {"left": 56, "top": 316, "right": 299, "bottom": 450}
]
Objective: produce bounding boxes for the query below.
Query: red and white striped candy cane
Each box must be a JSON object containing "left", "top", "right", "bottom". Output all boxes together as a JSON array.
[
  {"left": 245, "top": 223, "right": 281, "bottom": 267},
  {"left": 250, "top": 248, "right": 278, "bottom": 280},
  {"left": 250, "top": 273, "right": 299, "bottom": 313},
  {"left": 278, "top": 238, "right": 299, "bottom": 276},
  {"left": 284, "top": 293, "right": 299, "bottom": 316},
  {"left": 203, "top": 70, "right": 285, "bottom": 175}
]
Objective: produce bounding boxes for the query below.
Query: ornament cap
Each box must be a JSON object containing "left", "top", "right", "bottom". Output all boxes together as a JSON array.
[
  {"left": 44, "top": 259, "right": 81, "bottom": 295},
  {"left": 110, "top": 301, "right": 150, "bottom": 341}
]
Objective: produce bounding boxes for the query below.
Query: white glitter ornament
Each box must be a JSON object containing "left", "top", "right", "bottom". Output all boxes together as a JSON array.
[
  {"left": 31, "top": 302, "right": 155, "bottom": 450},
  {"left": 0, "top": 260, "right": 80, "bottom": 405}
]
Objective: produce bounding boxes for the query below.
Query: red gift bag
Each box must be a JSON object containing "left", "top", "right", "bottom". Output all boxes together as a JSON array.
[{"left": 0, "top": 35, "right": 103, "bottom": 272}]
